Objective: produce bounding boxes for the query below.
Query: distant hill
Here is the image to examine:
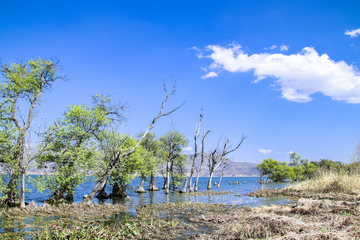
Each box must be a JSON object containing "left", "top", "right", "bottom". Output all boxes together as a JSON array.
[{"left": 185, "top": 155, "right": 259, "bottom": 177}]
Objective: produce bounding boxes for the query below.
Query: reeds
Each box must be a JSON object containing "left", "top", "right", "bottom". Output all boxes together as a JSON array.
[{"left": 288, "top": 171, "right": 360, "bottom": 195}]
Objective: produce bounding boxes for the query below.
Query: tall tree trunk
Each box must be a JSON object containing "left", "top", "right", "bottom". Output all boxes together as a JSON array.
[
  {"left": 217, "top": 161, "right": 226, "bottom": 188},
  {"left": 148, "top": 174, "right": 159, "bottom": 191},
  {"left": 170, "top": 160, "right": 176, "bottom": 191},
  {"left": 135, "top": 178, "right": 146, "bottom": 193},
  {"left": 20, "top": 168, "right": 26, "bottom": 208},
  {"left": 207, "top": 171, "right": 214, "bottom": 190},
  {"left": 165, "top": 161, "right": 170, "bottom": 194},
  {"left": 195, "top": 130, "right": 210, "bottom": 192}
]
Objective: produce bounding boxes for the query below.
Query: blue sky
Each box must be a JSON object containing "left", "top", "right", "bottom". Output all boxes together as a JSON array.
[{"left": 1, "top": 0, "right": 360, "bottom": 164}]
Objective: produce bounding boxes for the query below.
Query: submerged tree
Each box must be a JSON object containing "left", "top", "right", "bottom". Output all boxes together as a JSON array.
[
  {"left": 0, "top": 58, "right": 66, "bottom": 207},
  {"left": 194, "top": 130, "right": 210, "bottom": 191},
  {"left": 34, "top": 94, "right": 125, "bottom": 202},
  {"left": 182, "top": 109, "right": 203, "bottom": 193},
  {"left": 105, "top": 134, "right": 146, "bottom": 197},
  {"left": 159, "top": 130, "right": 189, "bottom": 193},
  {"left": 82, "top": 83, "right": 184, "bottom": 204},
  {"left": 135, "top": 131, "right": 162, "bottom": 192},
  {"left": 207, "top": 136, "right": 246, "bottom": 190}
]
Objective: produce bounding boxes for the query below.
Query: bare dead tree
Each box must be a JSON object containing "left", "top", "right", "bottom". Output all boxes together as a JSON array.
[
  {"left": 83, "top": 83, "right": 184, "bottom": 204},
  {"left": 194, "top": 129, "right": 210, "bottom": 191},
  {"left": 217, "top": 135, "right": 246, "bottom": 187},
  {"left": 207, "top": 135, "right": 247, "bottom": 190},
  {"left": 180, "top": 109, "right": 203, "bottom": 193}
]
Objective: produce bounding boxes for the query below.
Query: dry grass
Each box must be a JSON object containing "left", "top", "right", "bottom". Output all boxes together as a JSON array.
[
  {"left": 3, "top": 199, "right": 360, "bottom": 239},
  {"left": 249, "top": 171, "right": 360, "bottom": 202},
  {"left": 0, "top": 202, "right": 128, "bottom": 239},
  {"left": 288, "top": 171, "right": 360, "bottom": 195}
]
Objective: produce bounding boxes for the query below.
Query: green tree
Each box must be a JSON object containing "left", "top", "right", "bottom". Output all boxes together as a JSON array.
[
  {"left": 135, "top": 131, "right": 162, "bottom": 192},
  {"left": 289, "top": 152, "right": 303, "bottom": 181},
  {"left": 159, "top": 130, "right": 189, "bottom": 193},
  {"left": 82, "top": 83, "right": 184, "bottom": 204},
  {"left": 33, "top": 95, "right": 123, "bottom": 202},
  {"left": 0, "top": 58, "right": 65, "bottom": 207},
  {"left": 257, "top": 158, "right": 294, "bottom": 182},
  {"left": 105, "top": 134, "right": 146, "bottom": 197}
]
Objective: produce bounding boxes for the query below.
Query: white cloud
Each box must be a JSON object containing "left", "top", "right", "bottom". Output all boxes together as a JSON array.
[
  {"left": 198, "top": 44, "right": 360, "bottom": 103},
  {"left": 280, "top": 44, "right": 289, "bottom": 51},
  {"left": 264, "top": 45, "right": 277, "bottom": 50},
  {"left": 191, "top": 46, "right": 205, "bottom": 58},
  {"left": 287, "top": 151, "right": 294, "bottom": 155},
  {"left": 201, "top": 71, "right": 218, "bottom": 79},
  {"left": 183, "top": 146, "right": 192, "bottom": 151},
  {"left": 345, "top": 28, "right": 360, "bottom": 38},
  {"left": 259, "top": 149, "right": 273, "bottom": 154}
]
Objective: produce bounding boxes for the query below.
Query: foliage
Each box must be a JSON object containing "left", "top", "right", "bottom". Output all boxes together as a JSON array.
[
  {"left": 136, "top": 131, "right": 162, "bottom": 180},
  {"left": 0, "top": 57, "right": 65, "bottom": 206},
  {"left": 159, "top": 130, "right": 189, "bottom": 189},
  {"left": 257, "top": 153, "right": 349, "bottom": 183},
  {"left": 32, "top": 95, "right": 115, "bottom": 199},
  {"left": 107, "top": 134, "right": 147, "bottom": 187}
]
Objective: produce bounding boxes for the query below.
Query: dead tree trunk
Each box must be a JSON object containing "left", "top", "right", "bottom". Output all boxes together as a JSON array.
[
  {"left": 135, "top": 178, "right": 146, "bottom": 193},
  {"left": 194, "top": 130, "right": 210, "bottom": 191},
  {"left": 187, "top": 109, "right": 203, "bottom": 192},
  {"left": 207, "top": 148, "right": 219, "bottom": 190},
  {"left": 82, "top": 83, "right": 184, "bottom": 204},
  {"left": 217, "top": 159, "right": 227, "bottom": 188},
  {"left": 180, "top": 178, "right": 188, "bottom": 193},
  {"left": 207, "top": 135, "right": 247, "bottom": 190}
]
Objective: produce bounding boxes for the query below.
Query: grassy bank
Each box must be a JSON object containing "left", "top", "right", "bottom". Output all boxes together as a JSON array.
[{"left": 249, "top": 171, "right": 360, "bottom": 201}]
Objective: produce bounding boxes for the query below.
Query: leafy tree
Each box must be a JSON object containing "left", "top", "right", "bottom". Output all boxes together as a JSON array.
[
  {"left": 82, "top": 83, "right": 184, "bottom": 204},
  {"left": 0, "top": 58, "right": 65, "bottom": 207},
  {"left": 257, "top": 158, "right": 294, "bottom": 182},
  {"left": 272, "top": 161, "right": 295, "bottom": 182},
  {"left": 136, "top": 131, "right": 162, "bottom": 192},
  {"left": 33, "top": 95, "right": 125, "bottom": 202},
  {"left": 106, "top": 134, "right": 146, "bottom": 197},
  {"left": 159, "top": 130, "right": 189, "bottom": 193},
  {"left": 289, "top": 152, "right": 303, "bottom": 181},
  {"left": 300, "top": 161, "right": 317, "bottom": 180}
]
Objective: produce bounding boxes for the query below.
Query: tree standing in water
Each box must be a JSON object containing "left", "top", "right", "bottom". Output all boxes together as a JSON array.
[
  {"left": 82, "top": 83, "right": 184, "bottom": 204},
  {"left": 159, "top": 130, "right": 189, "bottom": 194},
  {"left": 0, "top": 58, "right": 66, "bottom": 207},
  {"left": 207, "top": 136, "right": 246, "bottom": 190}
]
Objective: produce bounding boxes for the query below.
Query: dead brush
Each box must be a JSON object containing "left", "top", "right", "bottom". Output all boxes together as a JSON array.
[
  {"left": 214, "top": 212, "right": 298, "bottom": 239},
  {"left": 287, "top": 171, "right": 360, "bottom": 195}
]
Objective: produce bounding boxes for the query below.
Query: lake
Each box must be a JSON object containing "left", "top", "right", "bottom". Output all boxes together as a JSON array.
[{"left": 24, "top": 176, "right": 294, "bottom": 213}]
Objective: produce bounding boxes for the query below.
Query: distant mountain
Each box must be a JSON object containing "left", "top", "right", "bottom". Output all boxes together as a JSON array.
[{"left": 185, "top": 155, "right": 259, "bottom": 177}]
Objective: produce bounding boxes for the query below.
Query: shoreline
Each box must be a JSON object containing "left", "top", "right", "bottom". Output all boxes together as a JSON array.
[{"left": 2, "top": 180, "right": 360, "bottom": 239}]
